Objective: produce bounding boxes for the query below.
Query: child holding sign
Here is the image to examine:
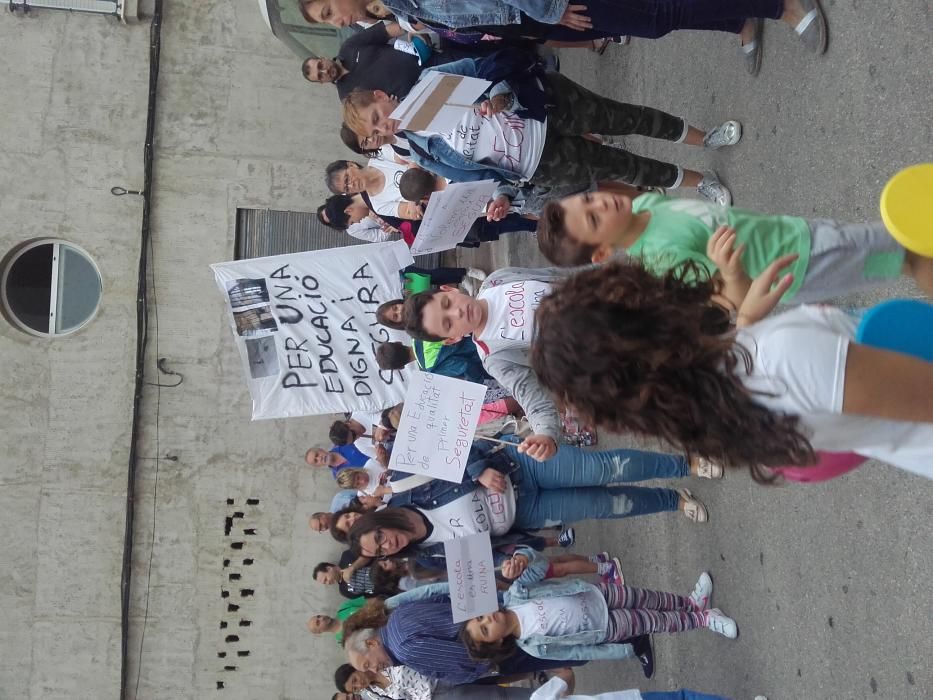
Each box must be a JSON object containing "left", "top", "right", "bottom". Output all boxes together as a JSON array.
[{"left": 459, "top": 564, "right": 735, "bottom": 666}]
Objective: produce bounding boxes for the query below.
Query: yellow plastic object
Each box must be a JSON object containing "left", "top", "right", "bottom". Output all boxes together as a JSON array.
[{"left": 880, "top": 163, "right": 933, "bottom": 256}]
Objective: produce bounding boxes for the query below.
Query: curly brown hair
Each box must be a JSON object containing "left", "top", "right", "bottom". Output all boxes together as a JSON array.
[{"left": 529, "top": 260, "right": 816, "bottom": 481}]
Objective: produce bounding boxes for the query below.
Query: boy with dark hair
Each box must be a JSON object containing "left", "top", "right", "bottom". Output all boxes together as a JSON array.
[
  {"left": 403, "top": 267, "right": 575, "bottom": 461},
  {"left": 315, "top": 557, "right": 380, "bottom": 599},
  {"left": 398, "top": 167, "right": 444, "bottom": 203},
  {"left": 536, "top": 190, "right": 933, "bottom": 301}
]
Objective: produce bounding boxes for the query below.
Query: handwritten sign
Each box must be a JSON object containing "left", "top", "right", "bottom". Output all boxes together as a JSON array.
[
  {"left": 409, "top": 180, "right": 499, "bottom": 255},
  {"left": 444, "top": 532, "right": 499, "bottom": 624},
  {"left": 211, "top": 240, "right": 415, "bottom": 419},
  {"left": 391, "top": 72, "right": 491, "bottom": 134},
  {"left": 388, "top": 372, "right": 487, "bottom": 482}
]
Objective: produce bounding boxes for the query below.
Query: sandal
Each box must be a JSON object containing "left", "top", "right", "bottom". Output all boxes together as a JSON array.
[
  {"left": 741, "top": 18, "right": 764, "bottom": 76},
  {"left": 678, "top": 489, "right": 709, "bottom": 523},
  {"left": 795, "top": 0, "right": 828, "bottom": 54},
  {"left": 591, "top": 36, "right": 630, "bottom": 55}
]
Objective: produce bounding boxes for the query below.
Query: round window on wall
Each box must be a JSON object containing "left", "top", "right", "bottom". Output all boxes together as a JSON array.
[{"left": 1, "top": 239, "right": 102, "bottom": 337}]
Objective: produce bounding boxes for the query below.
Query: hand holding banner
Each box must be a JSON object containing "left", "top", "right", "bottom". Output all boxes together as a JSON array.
[
  {"left": 409, "top": 180, "right": 498, "bottom": 255},
  {"left": 388, "top": 372, "right": 487, "bottom": 482},
  {"left": 444, "top": 532, "right": 499, "bottom": 624}
]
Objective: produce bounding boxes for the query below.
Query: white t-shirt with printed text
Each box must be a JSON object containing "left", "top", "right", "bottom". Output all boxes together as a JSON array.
[
  {"left": 510, "top": 584, "right": 608, "bottom": 641},
  {"left": 474, "top": 279, "right": 552, "bottom": 357},
  {"left": 443, "top": 109, "right": 546, "bottom": 180},
  {"left": 420, "top": 478, "right": 516, "bottom": 544}
]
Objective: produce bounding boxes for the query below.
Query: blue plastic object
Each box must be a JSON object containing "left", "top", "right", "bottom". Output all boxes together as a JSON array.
[{"left": 855, "top": 299, "right": 933, "bottom": 362}]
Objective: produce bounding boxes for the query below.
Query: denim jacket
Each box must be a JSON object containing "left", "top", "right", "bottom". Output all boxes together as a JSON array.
[
  {"left": 385, "top": 573, "right": 635, "bottom": 662},
  {"left": 385, "top": 441, "right": 539, "bottom": 569},
  {"left": 385, "top": 0, "right": 567, "bottom": 29}
]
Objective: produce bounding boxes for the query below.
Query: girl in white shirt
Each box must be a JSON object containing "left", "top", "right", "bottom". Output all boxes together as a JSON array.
[
  {"left": 529, "top": 257, "right": 933, "bottom": 482},
  {"left": 460, "top": 571, "right": 736, "bottom": 666}
]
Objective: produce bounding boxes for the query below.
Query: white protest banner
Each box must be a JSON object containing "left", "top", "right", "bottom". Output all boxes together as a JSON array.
[
  {"left": 389, "top": 372, "right": 487, "bottom": 482},
  {"left": 211, "top": 240, "right": 415, "bottom": 419},
  {"left": 444, "top": 532, "right": 499, "bottom": 624},
  {"left": 390, "top": 72, "right": 491, "bottom": 134},
  {"left": 409, "top": 180, "right": 498, "bottom": 255}
]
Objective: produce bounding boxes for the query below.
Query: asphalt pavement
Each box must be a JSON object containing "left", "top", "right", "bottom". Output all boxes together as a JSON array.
[{"left": 447, "top": 5, "right": 933, "bottom": 698}]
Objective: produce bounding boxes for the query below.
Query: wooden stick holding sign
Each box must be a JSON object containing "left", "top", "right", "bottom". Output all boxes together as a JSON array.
[{"left": 444, "top": 532, "right": 500, "bottom": 623}]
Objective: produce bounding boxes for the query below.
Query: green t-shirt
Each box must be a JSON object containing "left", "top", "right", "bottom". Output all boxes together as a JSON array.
[
  {"left": 627, "top": 194, "right": 812, "bottom": 300},
  {"left": 334, "top": 596, "right": 367, "bottom": 644}
]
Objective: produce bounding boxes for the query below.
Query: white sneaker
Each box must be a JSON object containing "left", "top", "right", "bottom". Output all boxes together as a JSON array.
[
  {"left": 689, "top": 572, "right": 713, "bottom": 610},
  {"left": 694, "top": 457, "right": 723, "bottom": 479},
  {"left": 466, "top": 267, "right": 487, "bottom": 282},
  {"left": 677, "top": 489, "right": 708, "bottom": 524},
  {"left": 705, "top": 608, "right": 738, "bottom": 639},
  {"left": 697, "top": 172, "right": 733, "bottom": 207}
]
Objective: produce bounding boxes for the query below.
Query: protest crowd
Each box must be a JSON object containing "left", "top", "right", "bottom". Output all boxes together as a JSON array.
[{"left": 260, "top": 1, "right": 933, "bottom": 698}]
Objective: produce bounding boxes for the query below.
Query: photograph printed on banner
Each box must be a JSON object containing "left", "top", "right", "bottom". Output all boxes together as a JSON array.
[
  {"left": 225, "top": 278, "right": 270, "bottom": 309},
  {"left": 233, "top": 305, "right": 278, "bottom": 337},
  {"left": 244, "top": 336, "right": 279, "bottom": 379}
]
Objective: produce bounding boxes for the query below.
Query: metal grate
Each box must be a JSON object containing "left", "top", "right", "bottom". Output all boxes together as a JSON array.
[{"left": 234, "top": 208, "right": 439, "bottom": 268}]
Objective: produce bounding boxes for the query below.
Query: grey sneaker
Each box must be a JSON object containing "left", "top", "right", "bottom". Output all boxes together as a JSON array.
[
  {"left": 703, "top": 120, "right": 742, "bottom": 149},
  {"left": 697, "top": 172, "right": 733, "bottom": 207}
]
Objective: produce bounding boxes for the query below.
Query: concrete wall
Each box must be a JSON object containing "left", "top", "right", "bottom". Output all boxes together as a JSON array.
[{"left": 0, "top": 3, "right": 358, "bottom": 698}]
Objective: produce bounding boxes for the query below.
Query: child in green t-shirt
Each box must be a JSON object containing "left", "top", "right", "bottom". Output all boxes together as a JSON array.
[{"left": 536, "top": 192, "right": 933, "bottom": 302}]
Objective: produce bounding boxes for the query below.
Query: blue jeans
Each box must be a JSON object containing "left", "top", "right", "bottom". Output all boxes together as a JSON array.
[
  {"left": 506, "top": 441, "right": 685, "bottom": 528},
  {"left": 643, "top": 692, "right": 731, "bottom": 700}
]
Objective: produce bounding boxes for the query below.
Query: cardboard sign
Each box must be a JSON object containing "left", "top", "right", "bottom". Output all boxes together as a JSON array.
[
  {"left": 211, "top": 240, "right": 415, "bottom": 419},
  {"left": 444, "top": 532, "right": 499, "bottom": 624},
  {"left": 409, "top": 180, "right": 499, "bottom": 255},
  {"left": 391, "top": 72, "right": 491, "bottom": 134},
  {"left": 388, "top": 372, "right": 487, "bottom": 482}
]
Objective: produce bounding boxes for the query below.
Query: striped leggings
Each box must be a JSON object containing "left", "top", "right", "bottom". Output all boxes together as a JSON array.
[{"left": 598, "top": 583, "right": 707, "bottom": 641}]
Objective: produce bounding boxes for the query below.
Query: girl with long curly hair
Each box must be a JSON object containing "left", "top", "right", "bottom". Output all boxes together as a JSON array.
[{"left": 529, "top": 258, "right": 933, "bottom": 482}]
